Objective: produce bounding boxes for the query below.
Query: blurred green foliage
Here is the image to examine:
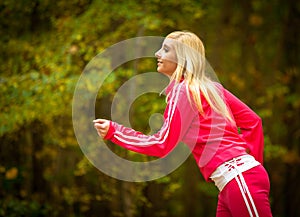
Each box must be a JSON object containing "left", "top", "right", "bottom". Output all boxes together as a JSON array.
[{"left": 0, "top": 0, "right": 299, "bottom": 217}]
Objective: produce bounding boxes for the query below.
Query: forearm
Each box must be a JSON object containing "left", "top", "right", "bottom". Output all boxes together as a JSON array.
[{"left": 105, "top": 121, "right": 179, "bottom": 157}]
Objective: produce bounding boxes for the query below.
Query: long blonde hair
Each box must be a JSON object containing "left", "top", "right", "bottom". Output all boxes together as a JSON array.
[{"left": 166, "top": 31, "right": 233, "bottom": 123}]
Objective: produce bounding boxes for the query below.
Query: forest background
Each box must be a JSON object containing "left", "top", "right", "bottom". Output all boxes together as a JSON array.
[{"left": 0, "top": 0, "right": 299, "bottom": 217}]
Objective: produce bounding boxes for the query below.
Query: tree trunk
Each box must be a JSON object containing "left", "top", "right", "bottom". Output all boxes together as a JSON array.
[{"left": 280, "top": 0, "right": 300, "bottom": 216}]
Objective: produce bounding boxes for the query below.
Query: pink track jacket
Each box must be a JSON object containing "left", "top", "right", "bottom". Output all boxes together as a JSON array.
[{"left": 104, "top": 81, "right": 264, "bottom": 181}]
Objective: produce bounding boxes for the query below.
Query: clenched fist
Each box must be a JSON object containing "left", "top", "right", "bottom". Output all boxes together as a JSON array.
[{"left": 93, "top": 119, "right": 110, "bottom": 138}]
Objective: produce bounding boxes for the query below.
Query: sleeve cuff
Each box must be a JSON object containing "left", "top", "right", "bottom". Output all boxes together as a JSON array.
[{"left": 104, "top": 121, "right": 115, "bottom": 140}]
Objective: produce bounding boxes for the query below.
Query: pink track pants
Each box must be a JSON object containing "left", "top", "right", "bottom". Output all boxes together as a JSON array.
[{"left": 216, "top": 165, "right": 272, "bottom": 217}]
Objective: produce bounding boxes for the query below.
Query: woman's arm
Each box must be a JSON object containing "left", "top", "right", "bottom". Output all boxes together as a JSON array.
[
  {"left": 94, "top": 83, "right": 198, "bottom": 157},
  {"left": 223, "top": 88, "right": 264, "bottom": 163}
]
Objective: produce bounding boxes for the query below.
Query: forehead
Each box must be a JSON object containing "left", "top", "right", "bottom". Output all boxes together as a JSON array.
[{"left": 162, "top": 38, "right": 176, "bottom": 47}]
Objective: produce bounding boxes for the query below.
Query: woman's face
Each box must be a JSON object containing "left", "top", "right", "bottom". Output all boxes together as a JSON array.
[{"left": 155, "top": 39, "right": 177, "bottom": 77}]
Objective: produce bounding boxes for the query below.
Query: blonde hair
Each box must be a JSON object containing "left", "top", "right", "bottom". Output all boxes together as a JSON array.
[{"left": 166, "top": 31, "right": 234, "bottom": 123}]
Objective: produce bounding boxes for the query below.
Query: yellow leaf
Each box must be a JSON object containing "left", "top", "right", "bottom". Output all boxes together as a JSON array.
[
  {"left": 5, "top": 167, "right": 18, "bottom": 180},
  {"left": 0, "top": 166, "right": 5, "bottom": 173},
  {"left": 249, "top": 14, "right": 263, "bottom": 26}
]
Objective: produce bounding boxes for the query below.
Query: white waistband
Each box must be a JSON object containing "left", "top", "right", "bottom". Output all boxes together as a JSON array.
[{"left": 210, "top": 155, "right": 260, "bottom": 192}]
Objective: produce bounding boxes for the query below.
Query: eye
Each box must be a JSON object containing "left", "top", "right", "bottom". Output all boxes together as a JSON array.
[{"left": 163, "top": 47, "right": 169, "bottom": 52}]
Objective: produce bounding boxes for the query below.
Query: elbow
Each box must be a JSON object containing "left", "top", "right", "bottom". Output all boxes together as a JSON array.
[
  {"left": 155, "top": 142, "right": 175, "bottom": 158},
  {"left": 156, "top": 146, "right": 171, "bottom": 158},
  {"left": 250, "top": 111, "right": 262, "bottom": 127},
  {"left": 255, "top": 115, "right": 263, "bottom": 127}
]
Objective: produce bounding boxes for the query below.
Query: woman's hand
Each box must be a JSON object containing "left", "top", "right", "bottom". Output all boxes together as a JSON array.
[{"left": 93, "top": 119, "right": 110, "bottom": 138}]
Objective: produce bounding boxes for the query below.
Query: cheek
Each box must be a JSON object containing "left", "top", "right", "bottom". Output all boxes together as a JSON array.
[
  {"left": 169, "top": 62, "right": 177, "bottom": 72},
  {"left": 168, "top": 61, "right": 177, "bottom": 70},
  {"left": 163, "top": 61, "right": 177, "bottom": 75}
]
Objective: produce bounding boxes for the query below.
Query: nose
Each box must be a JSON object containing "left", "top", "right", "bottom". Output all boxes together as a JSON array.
[{"left": 155, "top": 49, "right": 161, "bottom": 58}]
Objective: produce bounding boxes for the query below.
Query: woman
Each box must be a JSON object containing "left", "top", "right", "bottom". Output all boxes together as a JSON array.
[{"left": 94, "top": 31, "right": 272, "bottom": 217}]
